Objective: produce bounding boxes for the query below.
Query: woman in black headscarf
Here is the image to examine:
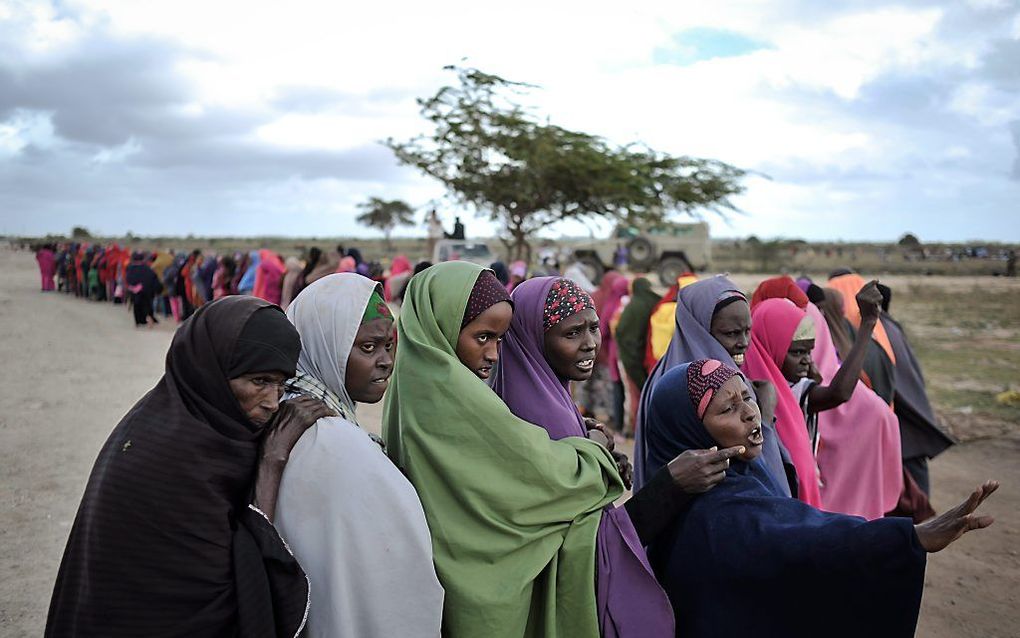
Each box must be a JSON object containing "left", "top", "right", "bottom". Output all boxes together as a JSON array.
[
  {"left": 125, "top": 251, "right": 162, "bottom": 327},
  {"left": 46, "top": 296, "right": 334, "bottom": 638}
]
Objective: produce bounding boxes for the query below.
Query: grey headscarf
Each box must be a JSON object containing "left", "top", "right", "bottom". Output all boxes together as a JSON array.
[{"left": 284, "top": 273, "right": 380, "bottom": 423}]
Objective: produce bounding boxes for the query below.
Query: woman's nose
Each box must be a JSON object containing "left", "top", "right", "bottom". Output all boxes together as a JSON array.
[{"left": 484, "top": 343, "right": 499, "bottom": 362}]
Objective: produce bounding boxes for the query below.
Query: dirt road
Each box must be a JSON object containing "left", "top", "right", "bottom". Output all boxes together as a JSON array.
[{"left": 0, "top": 250, "right": 1015, "bottom": 637}]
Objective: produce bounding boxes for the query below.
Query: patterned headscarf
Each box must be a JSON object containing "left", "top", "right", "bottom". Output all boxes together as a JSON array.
[
  {"left": 542, "top": 277, "right": 595, "bottom": 331},
  {"left": 362, "top": 287, "right": 393, "bottom": 324},
  {"left": 687, "top": 359, "right": 742, "bottom": 420},
  {"left": 461, "top": 270, "right": 512, "bottom": 327}
]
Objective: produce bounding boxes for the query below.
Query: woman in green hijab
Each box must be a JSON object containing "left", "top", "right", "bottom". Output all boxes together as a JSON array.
[{"left": 383, "top": 261, "right": 667, "bottom": 637}]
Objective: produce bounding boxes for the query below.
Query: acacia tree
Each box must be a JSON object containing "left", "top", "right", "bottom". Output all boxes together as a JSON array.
[
  {"left": 356, "top": 197, "right": 415, "bottom": 251},
  {"left": 386, "top": 66, "right": 747, "bottom": 261}
]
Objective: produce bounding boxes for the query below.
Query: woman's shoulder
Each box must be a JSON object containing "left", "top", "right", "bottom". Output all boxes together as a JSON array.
[{"left": 307, "top": 416, "right": 381, "bottom": 448}]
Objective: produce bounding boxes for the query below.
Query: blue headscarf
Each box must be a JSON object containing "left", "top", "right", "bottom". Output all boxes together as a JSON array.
[
  {"left": 644, "top": 361, "right": 785, "bottom": 496},
  {"left": 644, "top": 361, "right": 926, "bottom": 637},
  {"left": 237, "top": 250, "right": 259, "bottom": 294}
]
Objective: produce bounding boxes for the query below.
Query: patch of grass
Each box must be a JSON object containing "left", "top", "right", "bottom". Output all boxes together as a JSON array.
[
  {"left": 931, "top": 387, "right": 1020, "bottom": 424},
  {"left": 887, "top": 281, "right": 1020, "bottom": 440}
]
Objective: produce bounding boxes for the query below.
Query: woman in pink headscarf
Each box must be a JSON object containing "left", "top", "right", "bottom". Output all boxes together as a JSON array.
[
  {"left": 750, "top": 277, "right": 903, "bottom": 519},
  {"left": 741, "top": 299, "right": 822, "bottom": 507},
  {"left": 336, "top": 256, "right": 357, "bottom": 273},
  {"left": 809, "top": 300, "right": 904, "bottom": 519},
  {"left": 384, "top": 255, "right": 412, "bottom": 302},
  {"left": 253, "top": 249, "right": 286, "bottom": 305},
  {"left": 508, "top": 260, "right": 527, "bottom": 292},
  {"left": 36, "top": 244, "right": 57, "bottom": 291}
]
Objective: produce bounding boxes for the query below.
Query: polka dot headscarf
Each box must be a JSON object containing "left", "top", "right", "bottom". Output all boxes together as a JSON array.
[
  {"left": 543, "top": 278, "right": 595, "bottom": 331},
  {"left": 462, "top": 270, "right": 513, "bottom": 328}
]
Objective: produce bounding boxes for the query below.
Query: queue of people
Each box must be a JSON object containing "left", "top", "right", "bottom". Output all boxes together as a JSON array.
[
  {"left": 31, "top": 242, "right": 429, "bottom": 326},
  {"left": 41, "top": 255, "right": 995, "bottom": 637}
]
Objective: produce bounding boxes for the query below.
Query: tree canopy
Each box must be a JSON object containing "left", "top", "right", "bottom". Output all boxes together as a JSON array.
[
  {"left": 356, "top": 197, "right": 415, "bottom": 250},
  {"left": 386, "top": 66, "right": 748, "bottom": 260}
]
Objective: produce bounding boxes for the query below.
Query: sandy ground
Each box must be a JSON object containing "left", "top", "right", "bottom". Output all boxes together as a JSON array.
[{"left": 1, "top": 249, "right": 1017, "bottom": 637}]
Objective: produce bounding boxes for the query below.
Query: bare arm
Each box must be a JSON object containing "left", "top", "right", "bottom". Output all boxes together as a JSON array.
[
  {"left": 252, "top": 396, "right": 335, "bottom": 522},
  {"left": 808, "top": 281, "right": 882, "bottom": 413}
]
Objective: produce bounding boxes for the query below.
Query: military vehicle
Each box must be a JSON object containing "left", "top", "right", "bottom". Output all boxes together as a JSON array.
[
  {"left": 433, "top": 239, "right": 496, "bottom": 267},
  {"left": 571, "top": 221, "right": 711, "bottom": 285}
]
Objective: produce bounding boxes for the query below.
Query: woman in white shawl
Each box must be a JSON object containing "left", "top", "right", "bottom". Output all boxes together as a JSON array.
[{"left": 276, "top": 273, "right": 444, "bottom": 637}]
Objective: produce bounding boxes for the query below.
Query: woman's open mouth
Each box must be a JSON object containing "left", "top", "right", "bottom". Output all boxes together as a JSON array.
[
  {"left": 575, "top": 358, "right": 594, "bottom": 372},
  {"left": 747, "top": 425, "right": 764, "bottom": 446},
  {"left": 732, "top": 353, "right": 746, "bottom": 366}
]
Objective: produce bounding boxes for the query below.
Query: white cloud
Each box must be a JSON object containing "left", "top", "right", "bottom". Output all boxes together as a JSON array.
[{"left": 1, "top": 0, "right": 1018, "bottom": 242}]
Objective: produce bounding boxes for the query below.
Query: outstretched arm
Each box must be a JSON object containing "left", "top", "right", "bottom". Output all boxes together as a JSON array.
[
  {"left": 808, "top": 280, "right": 883, "bottom": 412},
  {"left": 915, "top": 480, "right": 998, "bottom": 552}
]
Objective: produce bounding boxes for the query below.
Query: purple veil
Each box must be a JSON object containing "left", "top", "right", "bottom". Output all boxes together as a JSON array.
[{"left": 492, "top": 276, "right": 674, "bottom": 638}]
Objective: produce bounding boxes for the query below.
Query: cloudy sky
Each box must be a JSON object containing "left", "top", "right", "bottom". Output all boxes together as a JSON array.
[{"left": 2, "top": 0, "right": 1018, "bottom": 242}]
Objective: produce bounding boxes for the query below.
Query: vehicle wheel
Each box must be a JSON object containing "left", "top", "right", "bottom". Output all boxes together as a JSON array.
[
  {"left": 627, "top": 237, "right": 655, "bottom": 270},
  {"left": 576, "top": 254, "right": 605, "bottom": 285},
  {"left": 657, "top": 257, "right": 690, "bottom": 287}
]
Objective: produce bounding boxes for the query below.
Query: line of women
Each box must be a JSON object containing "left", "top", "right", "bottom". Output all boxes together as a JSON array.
[
  {"left": 33, "top": 242, "right": 410, "bottom": 327},
  {"left": 47, "top": 263, "right": 996, "bottom": 637}
]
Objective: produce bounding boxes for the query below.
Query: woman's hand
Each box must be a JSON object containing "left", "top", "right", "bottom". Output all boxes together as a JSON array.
[
  {"left": 253, "top": 396, "right": 335, "bottom": 522},
  {"left": 914, "top": 480, "right": 998, "bottom": 553},
  {"left": 807, "top": 361, "right": 823, "bottom": 384},
  {"left": 584, "top": 417, "right": 615, "bottom": 452},
  {"left": 667, "top": 446, "right": 746, "bottom": 494},
  {"left": 855, "top": 280, "right": 883, "bottom": 323},
  {"left": 261, "top": 396, "right": 337, "bottom": 465},
  {"left": 612, "top": 450, "right": 634, "bottom": 490}
]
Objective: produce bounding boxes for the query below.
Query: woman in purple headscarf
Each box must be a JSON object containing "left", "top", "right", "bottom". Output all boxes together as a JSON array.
[
  {"left": 633, "top": 275, "right": 793, "bottom": 494},
  {"left": 493, "top": 277, "right": 745, "bottom": 637}
]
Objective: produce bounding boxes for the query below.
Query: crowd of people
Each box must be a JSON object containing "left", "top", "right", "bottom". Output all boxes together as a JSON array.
[{"left": 35, "top": 244, "right": 998, "bottom": 637}]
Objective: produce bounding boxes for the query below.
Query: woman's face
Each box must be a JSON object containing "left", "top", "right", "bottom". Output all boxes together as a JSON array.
[
  {"left": 710, "top": 300, "right": 751, "bottom": 365},
  {"left": 345, "top": 318, "right": 395, "bottom": 404},
  {"left": 456, "top": 301, "right": 513, "bottom": 380},
  {"left": 781, "top": 339, "right": 815, "bottom": 384},
  {"left": 229, "top": 371, "right": 288, "bottom": 426},
  {"left": 701, "top": 375, "right": 763, "bottom": 461},
  {"left": 543, "top": 308, "right": 601, "bottom": 381}
]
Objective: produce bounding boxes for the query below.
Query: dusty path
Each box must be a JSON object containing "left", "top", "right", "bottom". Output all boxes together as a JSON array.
[{"left": 0, "top": 250, "right": 1016, "bottom": 637}]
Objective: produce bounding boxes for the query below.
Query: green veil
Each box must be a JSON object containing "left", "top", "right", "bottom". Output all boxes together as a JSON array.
[{"left": 383, "top": 261, "right": 625, "bottom": 637}]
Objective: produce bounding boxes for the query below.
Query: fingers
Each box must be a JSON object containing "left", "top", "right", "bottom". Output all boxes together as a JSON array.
[
  {"left": 706, "top": 470, "right": 727, "bottom": 488},
  {"left": 979, "top": 480, "right": 999, "bottom": 500},
  {"left": 705, "top": 446, "right": 746, "bottom": 463},
  {"left": 968, "top": 515, "right": 994, "bottom": 530}
]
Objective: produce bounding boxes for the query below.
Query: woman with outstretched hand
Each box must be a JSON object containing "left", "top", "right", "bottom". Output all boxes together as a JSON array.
[{"left": 644, "top": 358, "right": 997, "bottom": 638}]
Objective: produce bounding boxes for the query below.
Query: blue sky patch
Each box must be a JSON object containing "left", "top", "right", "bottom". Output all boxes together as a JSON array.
[{"left": 653, "top": 28, "right": 772, "bottom": 65}]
